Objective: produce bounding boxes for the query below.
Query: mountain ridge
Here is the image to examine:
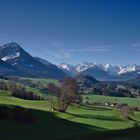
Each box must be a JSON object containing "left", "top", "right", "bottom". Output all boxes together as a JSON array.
[
  {"left": 0, "top": 42, "right": 66, "bottom": 79},
  {"left": 58, "top": 62, "right": 140, "bottom": 81},
  {"left": 0, "top": 42, "right": 140, "bottom": 81}
]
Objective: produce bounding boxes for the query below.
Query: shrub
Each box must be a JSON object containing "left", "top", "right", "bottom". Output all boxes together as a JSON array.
[{"left": 120, "top": 106, "right": 135, "bottom": 118}]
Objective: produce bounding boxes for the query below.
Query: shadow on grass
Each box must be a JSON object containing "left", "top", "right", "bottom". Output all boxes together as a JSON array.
[
  {"left": 128, "top": 117, "right": 140, "bottom": 123},
  {"left": 0, "top": 104, "right": 140, "bottom": 140},
  {"left": 0, "top": 104, "right": 106, "bottom": 140}
]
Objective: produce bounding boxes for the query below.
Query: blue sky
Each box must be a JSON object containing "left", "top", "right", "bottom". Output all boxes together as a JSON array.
[{"left": 0, "top": 0, "right": 140, "bottom": 65}]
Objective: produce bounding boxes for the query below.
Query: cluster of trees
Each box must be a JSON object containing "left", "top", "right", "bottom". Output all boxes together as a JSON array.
[
  {"left": 47, "top": 77, "right": 80, "bottom": 112},
  {"left": 102, "top": 88, "right": 131, "bottom": 97},
  {"left": 92, "top": 83, "right": 134, "bottom": 97},
  {"left": 0, "top": 80, "right": 23, "bottom": 91},
  {"left": 11, "top": 87, "right": 44, "bottom": 100},
  {"left": 0, "top": 80, "right": 44, "bottom": 100}
]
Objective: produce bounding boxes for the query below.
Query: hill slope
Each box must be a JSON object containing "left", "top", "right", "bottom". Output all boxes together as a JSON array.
[
  {"left": 0, "top": 59, "right": 29, "bottom": 76},
  {"left": 75, "top": 74, "right": 99, "bottom": 91},
  {"left": 0, "top": 42, "right": 66, "bottom": 79}
]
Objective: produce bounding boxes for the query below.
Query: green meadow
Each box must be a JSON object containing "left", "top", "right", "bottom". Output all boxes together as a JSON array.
[
  {"left": 0, "top": 90, "right": 140, "bottom": 140},
  {"left": 83, "top": 94, "right": 140, "bottom": 107}
]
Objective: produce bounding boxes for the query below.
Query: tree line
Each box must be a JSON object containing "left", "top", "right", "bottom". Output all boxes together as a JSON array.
[{"left": 0, "top": 80, "right": 44, "bottom": 100}]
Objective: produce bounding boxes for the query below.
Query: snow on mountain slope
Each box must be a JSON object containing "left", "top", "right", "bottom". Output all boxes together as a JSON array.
[
  {"left": 58, "top": 62, "right": 140, "bottom": 80},
  {"left": 0, "top": 42, "right": 139, "bottom": 80},
  {"left": 59, "top": 62, "right": 140, "bottom": 75},
  {"left": 117, "top": 65, "right": 139, "bottom": 75},
  {"left": 75, "top": 62, "right": 95, "bottom": 72},
  {"left": 58, "top": 62, "right": 111, "bottom": 80},
  {"left": 58, "top": 63, "right": 77, "bottom": 76},
  {"left": 58, "top": 63, "right": 72, "bottom": 71},
  {"left": 1, "top": 52, "right": 20, "bottom": 61},
  {"left": 0, "top": 42, "right": 21, "bottom": 64},
  {"left": 0, "top": 42, "right": 66, "bottom": 79}
]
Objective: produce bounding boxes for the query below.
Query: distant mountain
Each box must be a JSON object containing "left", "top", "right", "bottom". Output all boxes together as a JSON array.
[
  {"left": 0, "top": 42, "right": 66, "bottom": 79},
  {"left": 58, "top": 62, "right": 140, "bottom": 81},
  {"left": 1, "top": 42, "right": 140, "bottom": 81},
  {"left": 58, "top": 63, "right": 77, "bottom": 76},
  {"left": 80, "top": 66, "right": 110, "bottom": 80},
  {"left": 58, "top": 62, "right": 110, "bottom": 80},
  {"left": 58, "top": 62, "right": 113, "bottom": 80},
  {"left": 75, "top": 74, "right": 99, "bottom": 91}
]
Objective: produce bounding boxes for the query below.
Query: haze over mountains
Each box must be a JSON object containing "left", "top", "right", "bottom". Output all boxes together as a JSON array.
[{"left": 0, "top": 42, "right": 140, "bottom": 81}]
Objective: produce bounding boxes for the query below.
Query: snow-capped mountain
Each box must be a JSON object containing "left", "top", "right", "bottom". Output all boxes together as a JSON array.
[
  {"left": 58, "top": 62, "right": 111, "bottom": 80},
  {"left": 98, "top": 64, "right": 140, "bottom": 76},
  {"left": 58, "top": 63, "right": 77, "bottom": 76},
  {"left": 58, "top": 62, "right": 140, "bottom": 81},
  {"left": 75, "top": 62, "right": 95, "bottom": 72},
  {"left": 0, "top": 42, "right": 66, "bottom": 79},
  {"left": 0, "top": 42, "right": 21, "bottom": 65},
  {"left": 0, "top": 42, "right": 140, "bottom": 81},
  {"left": 117, "top": 65, "right": 140, "bottom": 75}
]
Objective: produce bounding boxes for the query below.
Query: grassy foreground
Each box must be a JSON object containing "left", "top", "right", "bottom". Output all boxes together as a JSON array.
[{"left": 0, "top": 90, "right": 140, "bottom": 140}]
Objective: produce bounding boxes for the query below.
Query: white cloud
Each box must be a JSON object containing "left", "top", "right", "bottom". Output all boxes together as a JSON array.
[
  {"left": 49, "top": 40, "right": 63, "bottom": 48},
  {"left": 130, "top": 41, "right": 140, "bottom": 51},
  {"left": 68, "top": 46, "right": 111, "bottom": 53},
  {"left": 130, "top": 41, "right": 140, "bottom": 47},
  {"left": 33, "top": 40, "right": 113, "bottom": 60},
  {"left": 36, "top": 41, "right": 71, "bottom": 60}
]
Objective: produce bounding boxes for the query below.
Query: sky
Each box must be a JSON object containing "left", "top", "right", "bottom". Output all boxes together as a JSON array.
[{"left": 0, "top": 0, "right": 140, "bottom": 65}]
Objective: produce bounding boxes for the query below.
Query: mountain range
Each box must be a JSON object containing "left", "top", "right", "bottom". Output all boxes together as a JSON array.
[
  {"left": 0, "top": 42, "right": 140, "bottom": 81},
  {"left": 58, "top": 62, "right": 140, "bottom": 81}
]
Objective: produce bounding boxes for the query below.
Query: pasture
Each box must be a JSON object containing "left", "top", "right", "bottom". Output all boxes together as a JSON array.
[{"left": 0, "top": 90, "right": 140, "bottom": 140}]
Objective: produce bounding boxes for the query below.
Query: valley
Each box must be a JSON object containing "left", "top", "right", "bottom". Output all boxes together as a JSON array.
[
  {"left": 0, "top": 75, "right": 140, "bottom": 139},
  {"left": 0, "top": 42, "right": 140, "bottom": 140},
  {"left": 0, "top": 0, "right": 140, "bottom": 139}
]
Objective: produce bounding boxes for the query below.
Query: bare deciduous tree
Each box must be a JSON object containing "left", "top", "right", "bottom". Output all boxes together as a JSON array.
[
  {"left": 47, "top": 77, "right": 79, "bottom": 112},
  {"left": 59, "top": 77, "right": 79, "bottom": 112}
]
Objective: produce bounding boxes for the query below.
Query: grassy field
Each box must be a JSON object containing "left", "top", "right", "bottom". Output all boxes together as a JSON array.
[
  {"left": 83, "top": 95, "right": 140, "bottom": 107},
  {"left": 20, "top": 77, "right": 60, "bottom": 86},
  {"left": 0, "top": 90, "right": 140, "bottom": 140}
]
